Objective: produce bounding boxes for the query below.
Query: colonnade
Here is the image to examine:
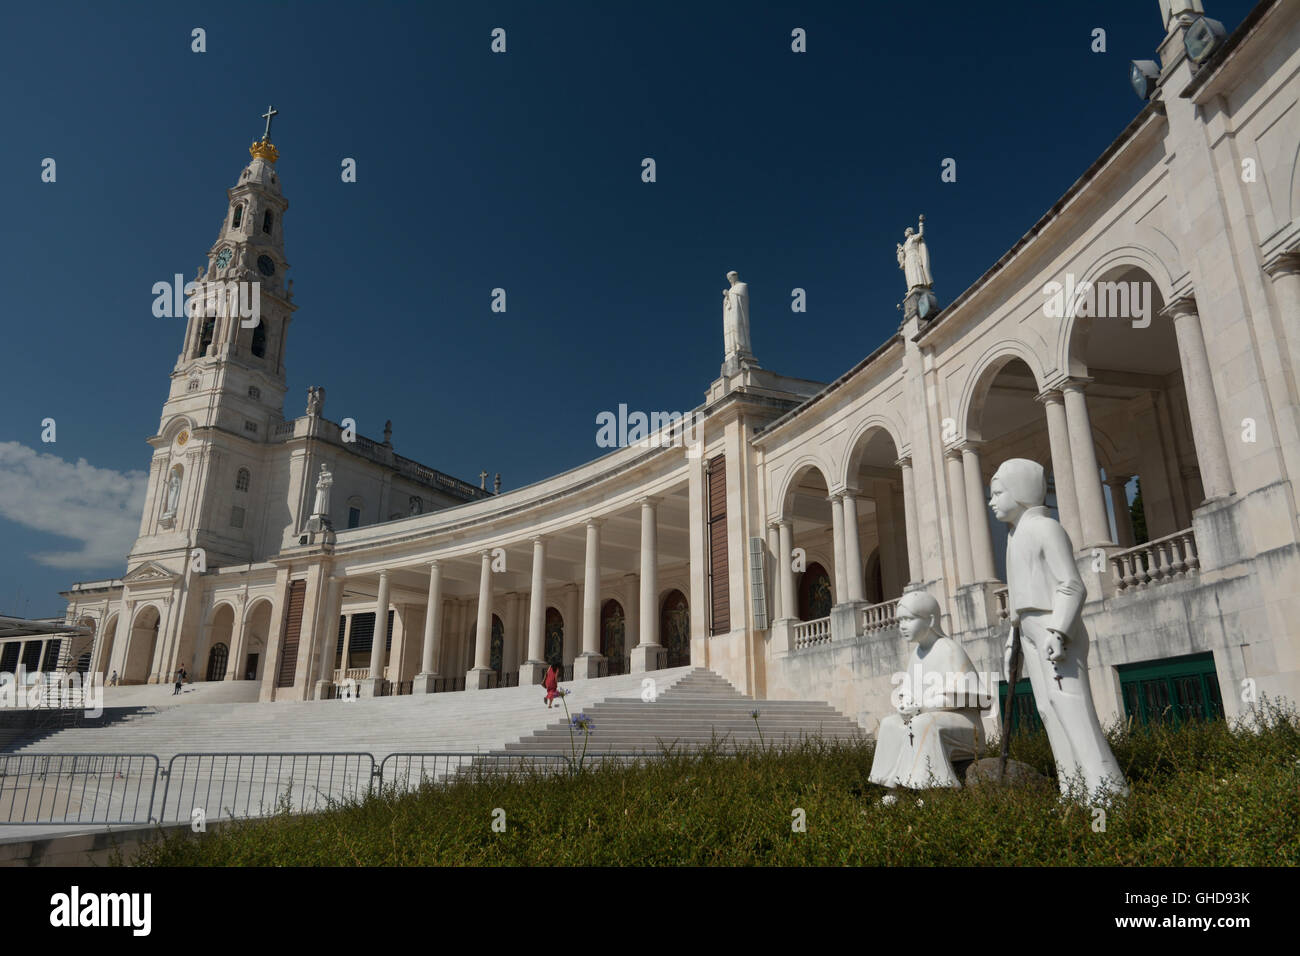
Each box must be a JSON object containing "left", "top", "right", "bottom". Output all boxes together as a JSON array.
[
  {"left": 318, "top": 496, "right": 671, "bottom": 697},
  {"left": 769, "top": 289, "right": 1236, "bottom": 621}
]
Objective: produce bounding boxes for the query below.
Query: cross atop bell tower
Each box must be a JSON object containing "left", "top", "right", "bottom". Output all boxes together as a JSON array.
[{"left": 261, "top": 104, "right": 278, "bottom": 140}]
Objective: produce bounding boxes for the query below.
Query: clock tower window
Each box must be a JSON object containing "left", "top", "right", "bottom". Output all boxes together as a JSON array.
[
  {"left": 231, "top": 204, "right": 243, "bottom": 229},
  {"left": 262, "top": 210, "right": 273, "bottom": 234},
  {"left": 251, "top": 320, "right": 267, "bottom": 358},
  {"left": 197, "top": 317, "right": 215, "bottom": 357}
]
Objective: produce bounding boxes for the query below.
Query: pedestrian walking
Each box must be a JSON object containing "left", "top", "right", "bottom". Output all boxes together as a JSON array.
[{"left": 543, "top": 661, "right": 562, "bottom": 708}]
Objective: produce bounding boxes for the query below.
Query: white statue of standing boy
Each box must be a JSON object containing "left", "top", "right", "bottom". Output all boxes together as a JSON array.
[
  {"left": 870, "top": 590, "right": 984, "bottom": 797},
  {"left": 989, "top": 458, "right": 1128, "bottom": 800}
]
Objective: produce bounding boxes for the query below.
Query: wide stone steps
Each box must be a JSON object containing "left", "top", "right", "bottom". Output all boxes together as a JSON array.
[
  {"left": 1, "top": 668, "right": 696, "bottom": 761},
  {"left": 489, "top": 668, "right": 865, "bottom": 757}
]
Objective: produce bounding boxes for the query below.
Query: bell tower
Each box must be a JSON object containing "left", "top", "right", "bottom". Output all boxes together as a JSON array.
[
  {"left": 133, "top": 107, "right": 297, "bottom": 566},
  {"left": 176, "top": 105, "right": 294, "bottom": 387}
]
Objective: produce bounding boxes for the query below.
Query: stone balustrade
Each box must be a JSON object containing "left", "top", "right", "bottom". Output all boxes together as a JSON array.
[
  {"left": 1110, "top": 528, "right": 1199, "bottom": 592},
  {"left": 792, "top": 616, "right": 832, "bottom": 649},
  {"left": 333, "top": 667, "right": 370, "bottom": 682},
  {"left": 860, "top": 598, "right": 900, "bottom": 634}
]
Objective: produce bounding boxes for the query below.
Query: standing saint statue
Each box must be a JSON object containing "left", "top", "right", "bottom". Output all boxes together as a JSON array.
[
  {"left": 897, "top": 215, "right": 933, "bottom": 291},
  {"left": 312, "top": 463, "right": 333, "bottom": 518},
  {"left": 163, "top": 469, "right": 182, "bottom": 517},
  {"left": 989, "top": 458, "right": 1128, "bottom": 800},
  {"left": 722, "top": 271, "right": 754, "bottom": 360}
]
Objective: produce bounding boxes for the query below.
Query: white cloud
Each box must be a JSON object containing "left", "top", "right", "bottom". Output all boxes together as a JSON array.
[{"left": 0, "top": 442, "right": 147, "bottom": 570}]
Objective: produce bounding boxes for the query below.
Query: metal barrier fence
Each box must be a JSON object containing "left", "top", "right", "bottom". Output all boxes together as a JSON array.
[
  {"left": 156, "top": 752, "right": 374, "bottom": 824},
  {"left": 0, "top": 753, "right": 159, "bottom": 825},
  {"left": 0, "top": 751, "right": 649, "bottom": 825}
]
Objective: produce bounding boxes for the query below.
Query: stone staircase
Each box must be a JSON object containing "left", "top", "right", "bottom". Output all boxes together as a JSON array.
[
  {"left": 0, "top": 669, "right": 699, "bottom": 762},
  {"left": 495, "top": 668, "right": 865, "bottom": 756}
]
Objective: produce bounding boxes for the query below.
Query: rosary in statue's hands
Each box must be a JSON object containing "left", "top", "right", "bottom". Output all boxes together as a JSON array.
[{"left": 1044, "top": 630, "right": 1067, "bottom": 664}]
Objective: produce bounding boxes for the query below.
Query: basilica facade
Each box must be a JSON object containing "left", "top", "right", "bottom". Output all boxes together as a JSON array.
[{"left": 55, "top": 0, "right": 1300, "bottom": 732}]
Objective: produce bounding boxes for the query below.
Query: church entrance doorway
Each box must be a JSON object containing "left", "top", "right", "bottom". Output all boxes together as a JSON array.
[
  {"left": 206, "top": 642, "right": 229, "bottom": 682},
  {"left": 660, "top": 590, "right": 689, "bottom": 668}
]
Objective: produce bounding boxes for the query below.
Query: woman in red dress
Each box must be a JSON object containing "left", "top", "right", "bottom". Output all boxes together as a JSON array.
[{"left": 543, "top": 662, "right": 562, "bottom": 708}]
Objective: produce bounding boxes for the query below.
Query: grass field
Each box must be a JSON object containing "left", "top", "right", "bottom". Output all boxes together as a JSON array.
[{"left": 131, "top": 700, "right": 1300, "bottom": 866}]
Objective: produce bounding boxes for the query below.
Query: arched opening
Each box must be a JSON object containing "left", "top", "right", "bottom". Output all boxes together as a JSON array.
[
  {"left": 780, "top": 463, "right": 838, "bottom": 609},
  {"left": 844, "top": 426, "right": 909, "bottom": 602},
  {"left": 201, "top": 604, "right": 235, "bottom": 681},
  {"left": 600, "top": 599, "right": 625, "bottom": 672},
  {"left": 262, "top": 210, "right": 273, "bottom": 234},
  {"left": 864, "top": 549, "right": 883, "bottom": 604},
  {"left": 206, "top": 642, "right": 229, "bottom": 682},
  {"left": 122, "top": 606, "right": 161, "bottom": 684},
  {"left": 251, "top": 319, "right": 267, "bottom": 358},
  {"left": 660, "top": 590, "right": 690, "bottom": 667},
  {"left": 1066, "top": 266, "right": 1197, "bottom": 545},
  {"left": 798, "top": 562, "right": 833, "bottom": 621},
  {"left": 243, "top": 599, "right": 273, "bottom": 681},
  {"left": 235, "top": 468, "right": 250, "bottom": 492},
  {"left": 231, "top": 203, "right": 243, "bottom": 228},
  {"left": 197, "top": 316, "right": 215, "bottom": 357},
  {"left": 544, "top": 607, "right": 564, "bottom": 665},
  {"left": 965, "top": 355, "right": 1054, "bottom": 579}
]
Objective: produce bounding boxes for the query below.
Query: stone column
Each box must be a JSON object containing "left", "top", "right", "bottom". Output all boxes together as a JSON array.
[
  {"left": 467, "top": 551, "right": 495, "bottom": 689},
  {"left": 413, "top": 562, "right": 443, "bottom": 693},
  {"left": 1105, "top": 476, "right": 1136, "bottom": 548},
  {"left": 337, "top": 614, "right": 353, "bottom": 677},
  {"left": 362, "top": 570, "right": 390, "bottom": 697},
  {"left": 1037, "top": 389, "right": 1085, "bottom": 548},
  {"left": 944, "top": 449, "right": 974, "bottom": 586},
  {"left": 633, "top": 498, "right": 663, "bottom": 672},
  {"left": 841, "top": 493, "right": 866, "bottom": 602},
  {"left": 829, "top": 493, "right": 848, "bottom": 603},
  {"left": 777, "top": 520, "right": 797, "bottom": 619},
  {"left": 1062, "top": 380, "right": 1115, "bottom": 549},
  {"left": 896, "top": 457, "right": 923, "bottom": 586},
  {"left": 960, "top": 443, "right": 998, "bottom": 582},
  {"left": 1163, "top": 295, "right": 1234, "bottom": 501},
  {"left": 575, "top": 519, "right": 605, "bottom": 678},
  {"left": 519, "top": 537, "right": 548, "bottom": 685},
  {"left": 314, "top": 574, "right": 344, "bottom": 698}
]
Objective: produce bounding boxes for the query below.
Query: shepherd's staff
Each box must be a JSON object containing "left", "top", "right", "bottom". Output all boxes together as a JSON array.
[{"left": 1000, "top": 622, "right": 1023, "bottom": 780}]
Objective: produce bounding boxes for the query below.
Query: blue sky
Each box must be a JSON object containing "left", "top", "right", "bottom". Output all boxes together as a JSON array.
[{"left": 0, "top": 0, "right": 1258, "bottom": 616}]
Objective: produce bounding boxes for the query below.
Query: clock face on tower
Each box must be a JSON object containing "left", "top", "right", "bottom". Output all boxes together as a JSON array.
[
  {"left": 257, "top": 255, "right": 276, "bottom": 277},
  {"left": 215, "top": 248, "right": 233, "bottom": 270}
]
